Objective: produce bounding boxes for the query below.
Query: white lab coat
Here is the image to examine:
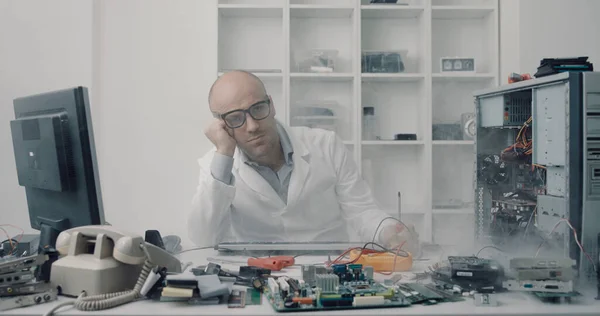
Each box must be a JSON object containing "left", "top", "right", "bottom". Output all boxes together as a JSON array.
[{"left": 187, "top": 125, "right": 391, "bottom": 247}]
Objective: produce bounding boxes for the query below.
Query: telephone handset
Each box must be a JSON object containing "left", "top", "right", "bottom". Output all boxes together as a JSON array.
[
  {"left": 55, "top": 225, "right": 146, "bottom": 264},
  {"left": 48, "top": 225, "right": 182, "bottom": 313}
]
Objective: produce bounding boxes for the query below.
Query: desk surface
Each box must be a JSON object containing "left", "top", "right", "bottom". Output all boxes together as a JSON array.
[{"left": 5, "top": 248, "right": 600, "bottom": 316}]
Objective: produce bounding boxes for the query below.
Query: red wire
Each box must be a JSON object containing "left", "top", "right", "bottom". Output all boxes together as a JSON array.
[
  {"left": 377, "top": 241, "right": 407, "bottom": 276},
  {"left": 535, "top": 218, "right": 597, "bottom": 273}
]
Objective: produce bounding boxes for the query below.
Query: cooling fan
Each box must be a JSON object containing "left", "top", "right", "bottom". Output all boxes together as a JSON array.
[
  {"left": 478, "top": 154, "right": 508, "bottom": 185},
  {"left": 461, "top": 113, "right": 476, "bottom": 140}
]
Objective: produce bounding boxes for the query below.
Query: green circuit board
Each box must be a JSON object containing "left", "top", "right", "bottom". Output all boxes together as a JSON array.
[
  {"left": 263, "top": 263, "right": 412, "bottom": 313},
  {"left": 265, "top": 288, "right": 411, "bottom": 313}
]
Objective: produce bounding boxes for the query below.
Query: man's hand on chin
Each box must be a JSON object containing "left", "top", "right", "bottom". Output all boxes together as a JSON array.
[{"left": 380, "top": 222, "right": 421, "bottom": 259}]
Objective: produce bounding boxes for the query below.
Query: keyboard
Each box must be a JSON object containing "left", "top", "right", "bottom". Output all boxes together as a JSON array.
[{"left": 215, "top": 241, "right": 366, "bottom": 254}]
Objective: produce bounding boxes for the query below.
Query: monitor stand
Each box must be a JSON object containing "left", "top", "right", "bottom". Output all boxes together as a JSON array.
[{"left": 36, "top": 218, "right": 69, "bottom": 282}]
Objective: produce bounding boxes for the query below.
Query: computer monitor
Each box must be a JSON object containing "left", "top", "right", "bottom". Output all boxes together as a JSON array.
[{"left": 10, "top": 86, "right": 105, "bottom": 254}]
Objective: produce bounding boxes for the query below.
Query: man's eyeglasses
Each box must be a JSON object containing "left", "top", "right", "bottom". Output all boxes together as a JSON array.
[{"left": 213, "top": 97, "right": 271, "bottom": 129}]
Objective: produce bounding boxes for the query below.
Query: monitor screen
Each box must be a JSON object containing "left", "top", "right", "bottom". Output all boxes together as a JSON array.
[{"left": 10, "top": 87, "right": 105, "bottom": 253}]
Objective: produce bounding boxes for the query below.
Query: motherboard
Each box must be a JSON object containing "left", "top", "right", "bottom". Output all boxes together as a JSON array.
[{"left": 264, "top": 263, "right": 410, "bottom": 312}]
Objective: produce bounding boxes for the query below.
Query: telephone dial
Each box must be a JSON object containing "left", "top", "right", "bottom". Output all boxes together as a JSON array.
[{"left": 48, "top": 225, "right": 182, "bottom": 311}]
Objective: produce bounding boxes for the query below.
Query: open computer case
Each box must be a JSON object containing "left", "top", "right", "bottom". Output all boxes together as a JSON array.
[{"left": 473, "top": 72, "right": 600, "bottom": 280}]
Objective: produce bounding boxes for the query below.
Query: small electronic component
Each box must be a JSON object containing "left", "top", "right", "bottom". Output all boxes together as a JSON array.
[
  {"left": 227, "top": 289, "right": 246, "bottom": 308},
  {"left": 277, "top": 277, "right": 290, "bottom": 297},
  {"left": 397, "top": 283, "right": 443, "bottom": 305},
  {"left": 363, "top": 266, "right": 374, "bottom": 280},
  {"left": 502, "top": 280, "right": 573, "bottom": 293},
  {"left": 239, "top": 266, "right": 271, "bottom": 278},
  {"left": 161, "top": 287, "right": 194, "bottom": 298},
  {"left": 440, "top": 57, "right": 476, "bottom": 73},
  {"left": 0, "top": 289, "right": 57, "bottom": 311},
  {"left": 507, "top": 257, "right": 575, "bottom": 283},
  {"left": 352, "top": 296, "right": 384, "bottom": 306},
  {"left": 0, "top": 234, "right": 39, "bottom": 257},
  {"left": 251, "top": 277, "right": 265, "bottom": 292},
  {"left": 315, "top": 274, "right": 339, "bottom": 293},
  {"left": 0, "top": 281, "right": 51, "bottom": 296},
  {"left": 195, "top": 274, "right": 229, "bottom": 299},
  {"left": 0, "top": 270, "right": 35, "bottom": 286},
  {"left": 0, "top": 254, "right": 47, "bottom": 275},
  {"left": 533, "top": 290, "right": 582, "bottom": 302},
  {"left": 512, "top": 268, "right": 574, "bottom": 282},
  {"left": 509, "top": 257, "right": 576, "bottom": 269},
  {"left": 474, "top": 293, "right": 497, "bottom": 306},
  {"left": 501, "top": 256, "right": 579, "bottom": 297},
  {"left": 492, "top": 198, "right": 536, "bottom": 213},
  {"left": 245, "top": 288, "right": 262, "bottom": 306},
  {"left": 267, "top": 278, "right": 279, "bottom": 295},
  {"left": 394, "top": 134, "right": 417, "bottom": 141},
  {"left": 431, "top": 256, "right": 505, "bottom": 292},
  {"left": 301, "top": 265, "right": 316, "bottom": 286}
]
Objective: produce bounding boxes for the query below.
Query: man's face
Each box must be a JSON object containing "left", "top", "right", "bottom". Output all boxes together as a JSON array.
[{"left": 212, "top": 93, "right": 279, "bottom": 161}]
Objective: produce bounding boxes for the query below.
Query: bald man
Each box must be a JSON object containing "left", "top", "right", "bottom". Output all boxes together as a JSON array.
[{"left": 188, "top": 70, "right": 420, "bottom": 256}]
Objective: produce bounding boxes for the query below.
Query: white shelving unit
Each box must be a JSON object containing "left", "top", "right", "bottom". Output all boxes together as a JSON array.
[{"left": 217, "top": 0, "right": 499, "bottom": 246}]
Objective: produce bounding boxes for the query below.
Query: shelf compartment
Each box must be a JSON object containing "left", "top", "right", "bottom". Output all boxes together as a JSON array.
[
  {"left": 291, "top": 82, "right": 354, "bottom": 142},
  {"left": 291, "top": 11, "right": 354, "bottom": 73},
  {"left": 264, "top": 80, "right": 285, "bottom": 123},
  {"left": 432, "top": 79, "right": 490, "bottom": 127},
  {"left": 362, "top": 81, "right": 424, "bottom": 143},
  {"left": 291, "top": 72, "right": 354, "bottom": 81},
  {"left": 218, "top": 4, "right": 283, "bottom": 18},
  {"left": 219, "top": 6, "right": 283, "bottom": 73},
  {"left": 218, "top": 71, "right": 282, "bottom": 78},
  {"left": 432, "top": 140, "right": 474, "bottom": 145},
  {"left": 385, "top": 207, "right": 426, "bottom": 215},
  {"left": 432, "top": 208, "right": 474, "bottom": 214},
  {"left": 433, "top": 213, "right": 475, "bottom": 248},
  {"left": 432, "top": 0, "right": 495, "bottom": 5},
  {"left": 432, "top": 146, "right": 475, "bottom": 209},
  {"left": 432, "top": 6, "right": 495, "bottom": 19},
  {"left": 432, "top": 73, "right": 496, "bottom": 82},
  {"left": 362, "top": 140, "right": 424, "bottom": 146},
  {"left": 362, "top": 146, "right": 426, "bottom": 209},
  {"left": 361, "top": 73, "right": 424, "bottom": 82},
  {"left": 431, "top": 10, "right": 496, "bottom": 74},
  {"left": 362, "top": 14, "right": 424, "bottom": 74},
  {"left": 290, "top": 5, "right": 354, "bottom": 18},
  {"left": 361, "top": 5, "right": 425, "bottom": 19}
]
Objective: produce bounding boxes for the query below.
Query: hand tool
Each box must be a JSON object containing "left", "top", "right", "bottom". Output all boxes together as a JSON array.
[{"left": 206, "top": 256, "right": 295, "bottom": 271}]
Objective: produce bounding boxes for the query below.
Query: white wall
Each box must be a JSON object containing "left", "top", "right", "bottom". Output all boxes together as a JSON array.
[
  {"left": 518, "top": 0, "right": 600, "bottom": 75},
  {"left": 498, "top": 0, "right": 599, "bottom": 82},
  {"left": 0, "top": 0, "right": 93, "bottom": 236},
  {"left": 94, "top": 0, "right": 217, "bottom": 247},
  {"left": 499, "top": 0, "right": 520, "bottom": 81},
  {"left": 0, "top": 0, "right": 217, "bottom": 247}
]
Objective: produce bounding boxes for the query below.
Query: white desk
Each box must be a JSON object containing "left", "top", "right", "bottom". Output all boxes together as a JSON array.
[{"left": 5, "top": 248, "right": 600, "bottom": 316}]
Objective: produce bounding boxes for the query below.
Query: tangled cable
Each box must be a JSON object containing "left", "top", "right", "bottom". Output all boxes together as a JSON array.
[{"left": 43, "top": 255, "right": 154, "bottom": 316}]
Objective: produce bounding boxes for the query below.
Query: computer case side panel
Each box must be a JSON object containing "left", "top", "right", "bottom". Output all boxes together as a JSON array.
[{"left": 581, "top": 72, "right": 600, "bottom": 278}]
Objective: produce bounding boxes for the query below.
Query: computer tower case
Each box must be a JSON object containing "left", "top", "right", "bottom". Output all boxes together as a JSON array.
[{"left": 473, "top": 72, "right": 600, "bottom": 281}]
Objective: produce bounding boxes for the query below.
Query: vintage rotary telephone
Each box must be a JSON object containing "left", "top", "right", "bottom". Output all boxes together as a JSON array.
[{"left": 46, "top": 225, "right": 181, "bottom": 314}]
